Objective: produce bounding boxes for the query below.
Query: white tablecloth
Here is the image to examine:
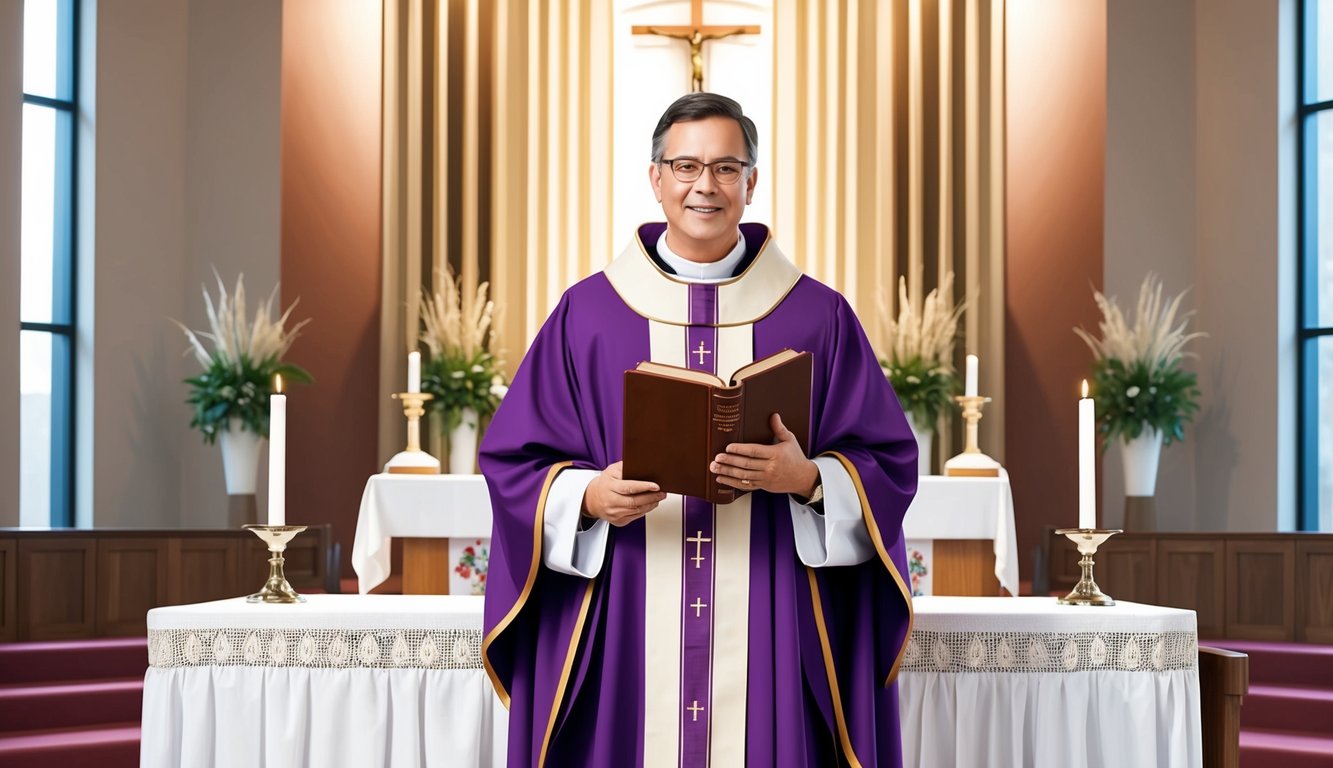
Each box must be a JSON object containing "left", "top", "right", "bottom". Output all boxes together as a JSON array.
[
  {"left": 903, "top": 471, "right": 1020, "bottom": 595},
  {"left": 898, "top": 597, "right": 1202, "bottom": 768},
  {"left": 141, "top": 595, "right": 506, "bottom": 768},
  {"left": 352, "top": 474, "right": 493, "bottom": 593}
]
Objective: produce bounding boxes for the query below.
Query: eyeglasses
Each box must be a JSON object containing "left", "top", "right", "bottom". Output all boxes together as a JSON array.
[{"left": 659, "top": 157, "right": 751, "bottom": 185}]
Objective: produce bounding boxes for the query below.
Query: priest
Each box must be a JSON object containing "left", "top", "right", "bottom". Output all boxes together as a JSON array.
[{"left": 480, "top": 92, "right": 917, "bottom": 767}]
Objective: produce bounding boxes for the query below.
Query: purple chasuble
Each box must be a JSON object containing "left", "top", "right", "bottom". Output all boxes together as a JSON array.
[{"left": 480, "top": 223, "right": 917, "bottom": 767}]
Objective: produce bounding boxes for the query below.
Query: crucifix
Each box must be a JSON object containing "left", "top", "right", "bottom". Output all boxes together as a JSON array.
[{"left": 632, "top": 0, "right": 761, "bottom": 93}]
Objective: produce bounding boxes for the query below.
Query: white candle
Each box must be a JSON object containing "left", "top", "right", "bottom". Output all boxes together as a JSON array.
[
  {"left": 1079, "top": 379, "right": 1095, "bottom": 529},
  {"left": 407, "top": 351, "right": 421, "bottom": 394},
  {"left": 964, "top": 354, "right": 978, "bottom": 397},
  {"left": 268, "top": 375, "right": 286, "bottom": 527}
]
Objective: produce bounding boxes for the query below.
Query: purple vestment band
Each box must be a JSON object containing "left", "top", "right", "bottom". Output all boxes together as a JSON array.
[{"left": 682, "top": 282, "right": 718, "bottom": 763}]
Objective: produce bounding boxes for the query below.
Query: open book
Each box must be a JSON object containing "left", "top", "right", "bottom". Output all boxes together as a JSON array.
[{"left": 622, "top": 349, "right": 812, "bottom": 504}]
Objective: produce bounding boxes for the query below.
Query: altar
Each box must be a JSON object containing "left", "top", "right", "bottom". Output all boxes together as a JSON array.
[
  {"left": 140, "top": 595, "right": 1202, "bottom": 767},
  {"left": 900, "top": 596, "right": 1202, "bottom": 767},
  {"left": 140, "top": 595, "right": 506, "bottom": 767},
  {"left": 352, "top": 471, "right": 1020, "bottom": 598}
]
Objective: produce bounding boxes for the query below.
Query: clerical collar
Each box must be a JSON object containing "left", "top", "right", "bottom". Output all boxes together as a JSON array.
[{"left": 655, "top": 230, "right": 746, "bottom": 282}]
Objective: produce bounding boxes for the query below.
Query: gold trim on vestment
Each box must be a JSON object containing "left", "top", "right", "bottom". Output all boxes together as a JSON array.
[
  {"left": 824, "top": 450, "right": 915, "bottom": 684},
  {"left": 806, "top": 567, "right": 865, "bottom": 768},
  {"left": 539, "top": 578, "right": 596, "bottom": 768},
  {"left": 603, "top": 224, "right": 804, "bottom": 328},
  {"left": 482, "top": 460, "right": 573, "bottom": 708}
]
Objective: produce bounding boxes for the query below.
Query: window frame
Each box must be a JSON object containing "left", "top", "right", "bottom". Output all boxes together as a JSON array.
[{"left": 20, "top": 0, "right": 79, "bottom": 528}]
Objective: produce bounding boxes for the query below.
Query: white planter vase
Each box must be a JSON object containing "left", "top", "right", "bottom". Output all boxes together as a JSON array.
[
  {"left": 1121, "top": 428, "right": 1163, "bottom": 497},
  {"left": 903, "top": 412, "right": 934, "bottom": 476},
  {"left": 449, "top": 407, "right": 480, "bottom": 474},
  {"left": 218, "top": 418, "right": 264, "bottom": 494}
]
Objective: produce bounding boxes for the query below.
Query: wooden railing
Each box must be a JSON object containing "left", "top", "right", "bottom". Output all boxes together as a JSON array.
[{"left": 0, "top": 526, "right": 334, "bottom": 641}]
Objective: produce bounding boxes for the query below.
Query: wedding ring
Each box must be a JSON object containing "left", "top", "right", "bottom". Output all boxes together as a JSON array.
[{"left": 741, "top": 479, "right": 753, "bottom": 486}]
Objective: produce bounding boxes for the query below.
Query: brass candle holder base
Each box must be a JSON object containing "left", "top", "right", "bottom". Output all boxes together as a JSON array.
[
  {"left": 1054, "top": 528, "right": 1122, "bottom": 606},
  {"left": 944, "top": 395, "right": 1001, "bottom": 477},
  {"left": 385, "top": 392, "right": 440, "bottom": 474},
  {"left": 242, "top": 524, "right": 308, "bottom": 604}
]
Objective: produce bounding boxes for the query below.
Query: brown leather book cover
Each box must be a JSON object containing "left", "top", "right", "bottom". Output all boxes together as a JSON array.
[{"left": 622, "top": 349, "right": 812, "bottom": 503}]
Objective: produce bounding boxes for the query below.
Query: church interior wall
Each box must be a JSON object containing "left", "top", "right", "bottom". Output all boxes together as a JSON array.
[
  {"left": 1104, "top": 0, "right": 1199, "bottom": 531},
  {"left": 280, "top": 0, "right": 383, "bottom": 578},
  {"left": 1, "top": 0, "right": 22, "bottom": 528},
  {"left": 1003, "top": 0, "right": 1108, "bottom": 588}
]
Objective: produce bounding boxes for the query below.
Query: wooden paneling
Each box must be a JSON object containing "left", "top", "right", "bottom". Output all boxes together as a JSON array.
[
  {"left": 1199, "top": 646, "right": 1248, "bottom": 768},
  {"left": 170, "top": 539, "right": 240, "bottom": 606},
  {"left": 96, "top": 539, "right": 168, "bottom": 637},
  {"left": 1158, "top": 539, "right": 1225, "bottom": 639},
  {"left": 1226, "top": 540, "right": 1295, "bottom": 641},
  {"left": 1097, "top": 537, "right": 1157, "bottom": 605},
  {"left": 0, "top": 539, "right": 14, "bottom": 642},
  {"left": 403, "top": 537, "right": 451, "bottom": 595},
  {"left": 18, "top": 538, "right": 96, "bottom": 640},
  {"left": 932, "top": 540, "right": 1001, "bottom": 596},
  {"left": 1297, "top": 538, "right": 1333, "bottom": 644}
]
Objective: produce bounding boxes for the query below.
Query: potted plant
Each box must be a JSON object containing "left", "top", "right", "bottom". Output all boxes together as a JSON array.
[
  {"left": 877, "top": 271, "right": 967, "bottom": 474},
  {"left": 419, "top": 266, "right": 508, "bottom": 474},
  {"left": 175, "top": 273, "right": 311, "bottom": 522},
  {"left": 1074, "top": 274, "right": 1203, "bottom": 529}
]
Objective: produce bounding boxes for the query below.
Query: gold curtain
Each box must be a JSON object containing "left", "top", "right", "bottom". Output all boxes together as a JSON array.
[
  {"left": 382, "top": 0, "right": 1006, "bottom": 462},
  {"left": 379, "top": 0, "right": 614, "bottom": 460},
  {"left": 773, "top": 0, "right": 1006, "bottom": 461}
]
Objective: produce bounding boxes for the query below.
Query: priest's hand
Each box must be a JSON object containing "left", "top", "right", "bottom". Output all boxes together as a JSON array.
[
  {"left": 582, "top": 461, "right": 668, "bottom": 527},
  {"left": 711, "top": 413, "right": 820, "bottom": 497}
]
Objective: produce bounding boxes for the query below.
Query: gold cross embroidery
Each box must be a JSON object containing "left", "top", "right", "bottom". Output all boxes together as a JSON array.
[
  {"left": 687, "top": 700, "right": 705, "bottom": 722},
  {"left": 690, "top": 597, "right": 708, "bottom": 618},
  {"left": 686, "top": 530, "right": 712, "bottom": 569},
  {"left": 693, "top": 341, "right": 711, "bottom": 366}
]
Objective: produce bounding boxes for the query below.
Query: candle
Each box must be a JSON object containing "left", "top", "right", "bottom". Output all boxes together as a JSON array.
[
  {"left": 407, "top": 351, "right": 421, "bottom": 394},
  {"left": 964, "top": 354, "right": 978, "bottom": 397},
  {"left": 1079, "top": 379, "right": 1095, "bottom": 529},
  {"left": 268, "top": 374, "right": 286, "bottom": 527}
]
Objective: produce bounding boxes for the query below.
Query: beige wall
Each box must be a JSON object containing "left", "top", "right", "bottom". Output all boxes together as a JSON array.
[
  {"left": 1103, "top": 0, "right": 1198, "bottom": 529},
  {"left": 0, "top": 0, "right": 20, "bottom": 527},
  {"left": 1104, "top": 0, "right": 1296, "bottom": 532},
  {"left": 0, "top": 0, "right": 285, "bottom": 529}
]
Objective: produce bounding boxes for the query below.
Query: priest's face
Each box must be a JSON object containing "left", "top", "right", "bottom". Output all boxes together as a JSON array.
[{"left": 649, "top": 115, "right": 758, "bottom": 263}]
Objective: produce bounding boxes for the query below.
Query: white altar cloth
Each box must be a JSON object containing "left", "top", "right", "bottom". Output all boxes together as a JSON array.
[
  {"left": 352, "top": 474, "right": 493, "bottom": 594},
  {"left": 898, "top": 596, "right": 1202, "bottom": 768},
  {"left": 903, "top": 471, "right": 1020, "bottom": 595},
  {"left": 141, "top": 595, "right": 505, "bottom": 768}
]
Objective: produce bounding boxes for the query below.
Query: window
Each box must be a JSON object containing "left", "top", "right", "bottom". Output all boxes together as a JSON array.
[{"left": 20, "top": 0, "right": 77, "bottom": 527}]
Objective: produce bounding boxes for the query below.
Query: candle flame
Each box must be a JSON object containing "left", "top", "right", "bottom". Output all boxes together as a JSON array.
[
  {"left": 274, "top": 373, "right": 284, "bottom": 394},
  {"left": 1081, "top": 379, "right": 1089, "bottom": 398}
]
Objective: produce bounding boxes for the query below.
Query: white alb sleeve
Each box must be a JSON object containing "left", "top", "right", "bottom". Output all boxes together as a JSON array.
[
  {"left": 789, "top": 455, "right": 875, "bottom": 567},
  {"left": 542, "top": 468, "right": 611, "bottom": 577}
]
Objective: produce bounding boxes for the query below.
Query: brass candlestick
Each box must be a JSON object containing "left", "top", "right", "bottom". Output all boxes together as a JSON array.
[
  {"left": 242, "top": 524, "right": 308, "bottom": 603},
  {"left": 943, "top": 395, "right": 1002, "bottom": 477},
  {"left": 1054, "top": 528, "right": 1122, "bottom": 606},
  {"left": 385, "top": 392, "right": 440, "bottom": 474}
]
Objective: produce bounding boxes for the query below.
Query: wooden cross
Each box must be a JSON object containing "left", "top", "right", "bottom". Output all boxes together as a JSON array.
[
  {"left": 687, "top": 700, "right": 706, "bottom": 721},
  {"left": 632, "top": 0, "right": 761, "bottom": 92}
]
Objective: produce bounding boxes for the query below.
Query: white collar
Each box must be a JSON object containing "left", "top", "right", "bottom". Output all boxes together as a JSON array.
[{"left": 656, "top": 230, "right": 746, "bottom": 283}]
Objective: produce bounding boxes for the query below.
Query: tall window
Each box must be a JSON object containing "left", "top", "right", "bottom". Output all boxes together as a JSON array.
[{"left": 20, "top": 0, "right": 77, "bottom": 527}]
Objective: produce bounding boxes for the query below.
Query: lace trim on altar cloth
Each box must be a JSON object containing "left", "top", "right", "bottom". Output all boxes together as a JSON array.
[
  {"left": 901, "top": 631, "right": 1198, "bottom": 673},
  {"left": 147, "top": 628, "right": 484, "bottom": 670}
]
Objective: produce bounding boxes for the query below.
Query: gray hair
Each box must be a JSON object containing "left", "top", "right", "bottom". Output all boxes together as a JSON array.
[{"left": 650, "top": 93, "right": 758, "bottom": 167}]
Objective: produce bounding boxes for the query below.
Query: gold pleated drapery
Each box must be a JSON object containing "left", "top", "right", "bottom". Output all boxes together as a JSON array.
[
  {"left": 378, "top": 0, "right": 614, "bottom": 461},
  {"left": 773, "top": 0, "right": 1006, "bottom": 461},
  {"left": 380, "top": 0, "right": 1006, "bottom": 462}
]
